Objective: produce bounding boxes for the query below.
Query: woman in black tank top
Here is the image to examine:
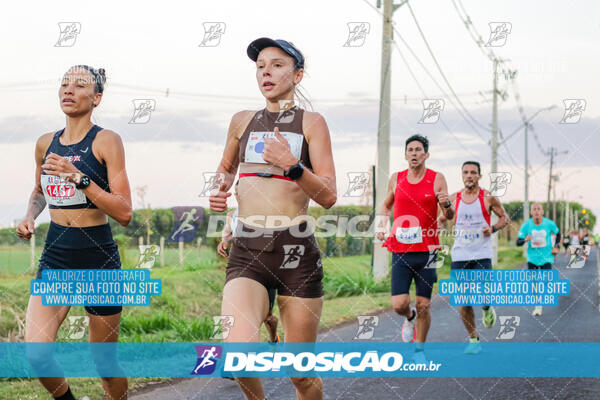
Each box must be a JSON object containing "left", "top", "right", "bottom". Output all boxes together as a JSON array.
[
  {"left": 209, "top": 38, "right": 337, "bottom": 400},
  {"left": 16, "top": 65, "right": 131, "bottom": 400}
]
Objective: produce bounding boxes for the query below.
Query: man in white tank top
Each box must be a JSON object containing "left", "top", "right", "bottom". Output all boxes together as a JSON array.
[{"left": 440, "top": 161, "right": 509, "bottom": 354}]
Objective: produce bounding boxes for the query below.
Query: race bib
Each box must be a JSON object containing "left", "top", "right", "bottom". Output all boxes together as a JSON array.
[
  {"left": 530, "top": 229, "right": 547, "bottom": 248},
  {"left": 395, "top": 226, "right": 423, "bottom": 244},
  {"left": 456, "top": 228, "right": 483, "bottom": 245},
  {"left": 245, "top": 131, "right": 303, "bottom": 164},
  {"left": 41, "top": 175, "right": 86, "bottom": 206}
]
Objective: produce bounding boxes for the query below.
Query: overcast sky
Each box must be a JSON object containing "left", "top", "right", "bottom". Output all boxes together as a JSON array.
[{"left": 1, "top": 0, "right": 598, "bottom": 232}]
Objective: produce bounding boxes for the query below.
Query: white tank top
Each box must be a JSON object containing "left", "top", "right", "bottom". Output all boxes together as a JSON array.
[{"left": 451, "top": 189, "right": 493, "bottom": 262}]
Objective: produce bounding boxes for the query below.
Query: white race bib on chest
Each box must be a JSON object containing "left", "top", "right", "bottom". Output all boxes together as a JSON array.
[
  {"left": 245, "top": 131, "right": 303, "bottom": 164},
  {"left": 531, "top": 229, "right": 547, "bottom": 248},
  {"left": 456, "top": 228, "right": 483, "bottom": 245},
  {"left": 395, "top": 226, "right": 423, "bottom": 244},
  {"left": 41, "top": 175, "right": 86, "bottom": 206}
]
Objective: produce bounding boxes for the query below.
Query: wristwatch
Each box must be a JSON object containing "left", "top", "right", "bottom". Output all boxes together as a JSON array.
[
  {"left": 284, "top": 161, "right": 304, "bottom": 181},
  {"left": 75, "top": 174, "right": 91, "bottom": 189}
]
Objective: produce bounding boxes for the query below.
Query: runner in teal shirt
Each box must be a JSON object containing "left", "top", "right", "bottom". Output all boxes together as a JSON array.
[{"left": 516, "top": 203, "right": 560, "bottom": 316}]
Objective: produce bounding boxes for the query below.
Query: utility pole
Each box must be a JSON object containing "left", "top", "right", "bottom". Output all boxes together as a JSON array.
[
  {"left": 499, "top": 105, "right": 555, "bottom": 226},
  {"left": 522, "top": 120, "right": 529, "bottom": 259},
  {"left": 546, "top": 147, "right": 555, "bottom": 211},
  {"left": 490, "top": 58, "right": 500, "bottom": 266},
  {"left": 523, "top": 122, "right": 529, "bottom": 223},
  {"left": 564, "top": 192, "right": 571, "bottom": 235},
  {"left": 372, "top": 0, "right": 407, "bottom": 279},
  {"left": 552, "top": 176, "right": 558, "bottom": 221}
]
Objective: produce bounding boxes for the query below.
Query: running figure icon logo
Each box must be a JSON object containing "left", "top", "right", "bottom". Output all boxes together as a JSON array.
[
  {"left": 191, "top": 345, "right": 222, "bottom": 375},
  {"left": 275, "top": 100, "right": 297, "bottom": 123},
  {"left": 65, "top": 316, "right": 89, "bottom": 340},
  {"left": 488, "top": 172, "right": 512, "bottom": 197},
  {"left": 344, "top": 22, "right": 370, "bottom": 47},
  {"left": 496, "top": 316, "right": 520, "bottom": 340},
  {"left": 418, "top": 99, "right": 445, "bottom": 124},
  {"left": 210, "top": 316, "right": 235, "bottom": 340},
  {"left": 280, "top": 245, "right": 305, "bottom": 269},
  {"left": 129, "top": 99, "right": 156, "bottom": 124},
  {"left": 425, "top": 245, "right": 448, "bottom": 269},
  {"left": 199, "top": 172, "right": 226, "bottom": 197},
  {"left": 55, "top": 22, "right": 81, "bottom": 47},
  {"left": 137, "top": 245, "right": 160, "bottom": 269},
  {"left": 559, "top": 99, "right": 586, "bottom": 124},
  {"left": 566, "top": 245, "right": 587, "bottom": 269},
  {"left": 199, "top": 22, "right": 226, "bottom": 47},
  {"left": 344, "top": 172, "right": 370, "bottom": 197},
  {"left": 354, "top": 315, "right": 379, "bottom": 340},
  {"left": 169, "top": 207, "right": 203, "bottom": 242},
  {"left": 485, "top": 22, "right": 512, "bottom": 47}
]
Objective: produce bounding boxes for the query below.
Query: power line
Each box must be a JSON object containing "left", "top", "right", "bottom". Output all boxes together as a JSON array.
[
  {"left": 449, "top": 0, "right": 527, "bottom": 167},
  {"left": 391, "top": 41, "right": 480, "bottom": 157},
  {"left": 405, "top": 1, "right": 492, "bottom": 135},
  {"left": 451, "top": 0, "right": 497, "bottom": 62},
  {"left": 391, "top": 25, "right": 489, "bottom": 143}
]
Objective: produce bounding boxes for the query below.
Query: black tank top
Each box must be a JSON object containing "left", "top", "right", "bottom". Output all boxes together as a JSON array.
[
  {"left": 42, "top": 124, "right": 111, "bottom": 209},
  {"left": 582, "top": 234, "right": 590, "bottom": 245}
]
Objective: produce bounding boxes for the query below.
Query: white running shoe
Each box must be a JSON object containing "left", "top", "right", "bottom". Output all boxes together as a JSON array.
[
  {"left": 401, "top": 308, "right": 417, "bottom": 343},
  {"left": 79, "top": 397, "right": 91, "bottom": 400},
  {"left": 532, "top": 306, "right": 543, "bottom": 316}
]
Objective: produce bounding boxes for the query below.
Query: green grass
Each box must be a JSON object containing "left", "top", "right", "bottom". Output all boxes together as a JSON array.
[{"left": 0, "top": 245, "right": 526, "bottom": 399}]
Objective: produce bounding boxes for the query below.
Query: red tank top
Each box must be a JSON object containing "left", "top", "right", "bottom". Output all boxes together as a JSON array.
[{"left": 383, "top": 168, "right": 439, "bottom": 253}]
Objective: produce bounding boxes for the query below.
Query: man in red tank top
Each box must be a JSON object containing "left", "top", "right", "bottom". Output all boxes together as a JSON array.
[{"left": 377, "top": 135, "right": 454, "bottom": 359}]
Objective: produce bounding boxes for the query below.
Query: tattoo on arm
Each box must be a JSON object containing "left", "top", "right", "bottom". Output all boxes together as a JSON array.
[{"left": 28, "top": 191, "right": 46, "bottom": 220}]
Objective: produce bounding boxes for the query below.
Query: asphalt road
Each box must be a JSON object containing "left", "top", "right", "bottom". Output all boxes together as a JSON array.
[{"left": 131, "top": 247, "right": 600, "bottom": 400}]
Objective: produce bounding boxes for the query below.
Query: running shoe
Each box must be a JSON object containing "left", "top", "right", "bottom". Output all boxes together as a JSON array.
[
  {"left": 482, "top": 306, "right": 497, "bottom": 328},
  {"left": 532, "top": 306, "right": 543, "bottom": 316},
  {"left": 401, "top": 308, "right": 417, "bottom": 343},
  {"left": 269, "top": 332, "right": 280, "bottom": 344},
  {"left": 411, "top": 349, "right": 427, "bottom": 365},
  {"left": 464, "top": 337, "right": 482, "bottom": 354}
]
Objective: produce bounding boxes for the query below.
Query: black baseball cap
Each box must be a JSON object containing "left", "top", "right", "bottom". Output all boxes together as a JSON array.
[{"left": 247, "top": 37, "right": 305, "bottom": 69}]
